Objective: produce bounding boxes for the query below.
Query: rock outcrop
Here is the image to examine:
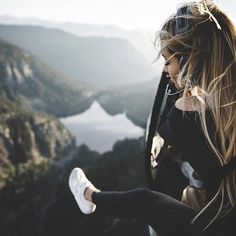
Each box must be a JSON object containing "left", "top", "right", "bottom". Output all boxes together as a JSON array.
[{"left": 0, "top": 38, "right": 94, "bottom": 117}]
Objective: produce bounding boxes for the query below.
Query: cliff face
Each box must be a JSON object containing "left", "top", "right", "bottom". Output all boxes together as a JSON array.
[
  {"left": 0, "top": 39, "right": 94, "bottom": 117},
  {"left": 6, "top": 111, "right": 75, "bottom": 163},
  {"left": 0, "top": 96, "right": 75, "bottom": 188}
]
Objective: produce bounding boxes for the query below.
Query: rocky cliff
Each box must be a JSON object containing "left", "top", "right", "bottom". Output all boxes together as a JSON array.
[
  {"left": 0, "top": 95, "right": 75, "bottom": 189},
  {"left": 0, "top": 38, "right": 94, "bottom": 117}
]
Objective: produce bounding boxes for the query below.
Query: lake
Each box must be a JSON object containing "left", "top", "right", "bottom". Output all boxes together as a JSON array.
[{"left": 60, "top": 101, "right": 145, "bottom": 153}]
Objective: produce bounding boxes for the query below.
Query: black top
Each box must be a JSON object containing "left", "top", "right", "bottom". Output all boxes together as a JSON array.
[
  {"left": 157, "top": 105, "right": 222, "bottom": 198},
  {"left": 155, "top": 101, "right": 236, "bottom": 234}
]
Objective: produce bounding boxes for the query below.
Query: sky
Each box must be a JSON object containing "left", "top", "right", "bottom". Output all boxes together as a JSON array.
[{"left": 0, "top": 0, "right": 234, "bottom": 31}]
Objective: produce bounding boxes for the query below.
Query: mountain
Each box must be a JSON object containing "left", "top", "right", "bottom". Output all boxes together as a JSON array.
[
  {"left": 0, "top": 94, "right": 75, "bottom": 188},
  {"left": 0, "top": 15, "right": 158, "bottom": 62},
  {"left": 0, "top": 38, "right": 93, "bottom": 117},
  {"left": 96, "top": 78, "right": 159, "bottom": 128},
  {"left": 0, "top": 24, "right": 157, "bottom": 88},
  {"left": 0, "top": 28, "right": 152, "bottom": 235}
]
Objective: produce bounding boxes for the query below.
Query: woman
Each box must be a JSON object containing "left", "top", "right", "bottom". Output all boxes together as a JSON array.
[{"left": 68, "top": 1, "right": 236, "bottom": 235}]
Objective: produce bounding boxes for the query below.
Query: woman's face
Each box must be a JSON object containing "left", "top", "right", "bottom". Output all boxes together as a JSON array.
[{"left": 162, "top": 48, "right": 181, "bottom": 89}]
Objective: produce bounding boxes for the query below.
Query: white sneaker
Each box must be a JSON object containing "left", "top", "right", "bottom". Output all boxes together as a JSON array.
[{"left": 68, "top": 167, "right": 96, "bottom": 214}]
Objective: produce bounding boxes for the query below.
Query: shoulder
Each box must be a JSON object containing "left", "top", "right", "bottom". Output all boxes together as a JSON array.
[{"left": 175, "top": 96, "right": 204, "bottom": 112}]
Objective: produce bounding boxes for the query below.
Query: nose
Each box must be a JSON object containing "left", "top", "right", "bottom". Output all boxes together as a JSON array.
[{"left": 163, "top": 65, "right": 170, "bottom": 78}]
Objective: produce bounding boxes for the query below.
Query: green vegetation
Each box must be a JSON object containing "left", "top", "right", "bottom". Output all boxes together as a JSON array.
[
  {"left": 2, "top": 158, "right": 51, "bottom": 191},
  {"left": 0, "top": 138, "right": 150, "bottom": 236}
]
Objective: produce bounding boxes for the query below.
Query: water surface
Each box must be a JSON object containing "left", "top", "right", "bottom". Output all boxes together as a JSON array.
[{"left": 60, "top": 101, "right": 144, "bottom": 153}]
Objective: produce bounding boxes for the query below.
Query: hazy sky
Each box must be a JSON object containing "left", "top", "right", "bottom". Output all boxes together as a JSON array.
[{"left": 0, "top": 0, "right": 234, "bottom": 30}]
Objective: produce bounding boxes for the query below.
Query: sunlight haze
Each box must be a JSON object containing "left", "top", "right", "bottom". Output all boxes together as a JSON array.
[{"left": 0, "top": 0, "right": 234, "bottom": 31}]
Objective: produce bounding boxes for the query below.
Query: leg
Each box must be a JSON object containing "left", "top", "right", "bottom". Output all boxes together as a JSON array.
[
  {"left": 69, "top": 168, "right": 197, "bottom": 236},
  {"left": 91, "top": 188, "right": 197, "bottom": 236}
]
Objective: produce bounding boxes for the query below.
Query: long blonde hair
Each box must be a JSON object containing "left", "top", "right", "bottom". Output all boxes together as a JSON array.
[{"left": 156, "top": 0, "right": 236, "bottom": 230}]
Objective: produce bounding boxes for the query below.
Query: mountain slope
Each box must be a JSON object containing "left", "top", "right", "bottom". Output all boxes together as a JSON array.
[
  {"left": 0, "top": 24, "right": 156, "bottom": 88},
  {"left": 0, "top": 39, "right": 93, "bottom": 117},
  {"left": 0, "top": 94, "right": 75, "bottom": 188},
  {"left": 96, "top": 79, "right": 159, "bottom": 128}
]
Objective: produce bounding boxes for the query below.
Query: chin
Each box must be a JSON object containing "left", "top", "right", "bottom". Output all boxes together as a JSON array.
[{"left": 170, "top": 79, "right": 183, "bottom": 91}]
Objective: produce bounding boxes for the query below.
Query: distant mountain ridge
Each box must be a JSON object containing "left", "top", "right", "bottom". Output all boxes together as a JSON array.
[
  {"left": 0, "top": 15, "right": 158, "bottom": 62},
  {"left": 0, "top": 24, "right": 157, "bottom": 88}
]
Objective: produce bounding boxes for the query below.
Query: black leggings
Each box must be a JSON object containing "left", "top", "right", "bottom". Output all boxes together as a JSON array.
[{"left": 92, "top": 188, "right": 198, "bottom": 236}]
